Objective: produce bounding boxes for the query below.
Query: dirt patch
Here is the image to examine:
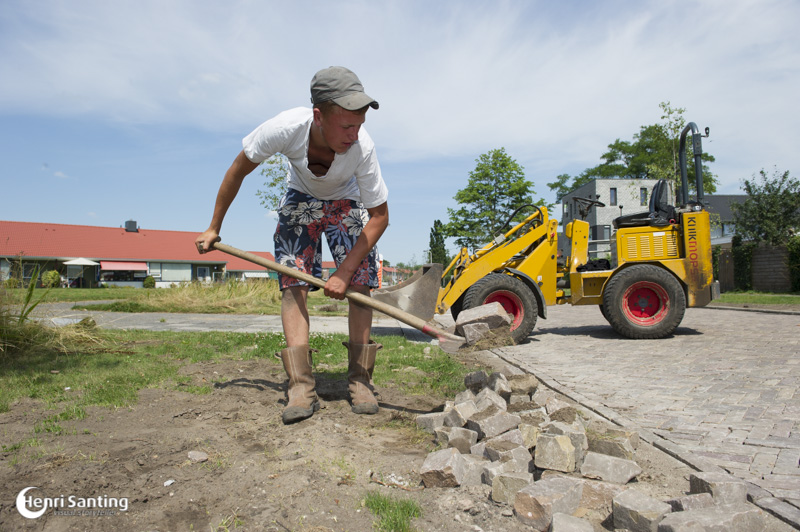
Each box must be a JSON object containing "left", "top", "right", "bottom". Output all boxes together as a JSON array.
[{"left": 0, "top": 352, "right": 790, "bottom": 531}]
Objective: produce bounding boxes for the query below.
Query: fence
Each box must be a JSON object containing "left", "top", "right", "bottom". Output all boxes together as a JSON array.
[
  {"left": 751, "top": 245, "right": 792, "bottom": 292},
  {"left": 718, "top": 244, "right": 793, "bottom": 293}
]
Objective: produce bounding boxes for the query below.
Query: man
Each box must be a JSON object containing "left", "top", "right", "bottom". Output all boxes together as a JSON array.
[{"left": 195, "top": 66, "right": 389, "bottom": 424}]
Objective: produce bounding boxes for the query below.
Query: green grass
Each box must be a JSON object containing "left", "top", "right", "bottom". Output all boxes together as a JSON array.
[
  {"left": 5, "top": 287, "right": 140, "bottom": 303},
  {"left": 0, "top": 321, "right": 481, "bottom": 463},
  {"left": 0, "top": 277, "right": 492, "bottom": 466},
  {"left": 363, "top": 491, "right": 422, "bottom": 532},
  {"left": 716, "top": 290, "right": 800, "bottom": 305}
]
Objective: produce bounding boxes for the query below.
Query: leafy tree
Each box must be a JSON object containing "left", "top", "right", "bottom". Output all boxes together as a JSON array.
[
  {"left": 429, "top": 220, "right": 448, "bottom": 265},
  {"left": 546, "top": 174, "right": 573, "bottom": 203},
  {"left": 731, "top": 168, "right": 800, "bottom": 246},
  {"left": 255, "top": 154, "right": 290, "bottom": 212},
  {"left": 549, "top": 102, "right": 717, "bottom": 199},
  {"left": 445, "top": 148, "right": 539, "bottom": 251}
]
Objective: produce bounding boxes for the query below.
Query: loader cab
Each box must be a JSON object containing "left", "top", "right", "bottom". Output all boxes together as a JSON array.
[{"left": 612, "top": 179, "right": 676, "bottom": 230}]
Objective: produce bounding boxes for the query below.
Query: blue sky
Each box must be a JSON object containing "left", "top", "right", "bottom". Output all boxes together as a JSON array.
[{"left": 2, "top": 0, "right": 798, "bottom": 265}]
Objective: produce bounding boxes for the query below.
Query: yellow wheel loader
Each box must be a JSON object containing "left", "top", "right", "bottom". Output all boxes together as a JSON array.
[{"left": 374, "top": 122, "right": 719, "bottom": 343}]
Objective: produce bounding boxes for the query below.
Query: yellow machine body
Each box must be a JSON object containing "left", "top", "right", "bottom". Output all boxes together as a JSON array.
[
  {"left": 435, "top": 200, "right": 717, "bottom": 341},
  {"left": 561, "top": 210, "right": 715, "bottom": 307}
]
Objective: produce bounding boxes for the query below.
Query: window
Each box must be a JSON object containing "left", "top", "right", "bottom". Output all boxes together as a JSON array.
[
  {"left": 640, "top": 187, "right": 648, "bottom": 206},
  {"left": 609, "top": 188, "right": 617, "bottom": 206},
  {"left": 590, "top": 225, "right": 611, "bottom": 241},
  {"left": 162, "top": 263, "right": 192, "bottom": 282}
]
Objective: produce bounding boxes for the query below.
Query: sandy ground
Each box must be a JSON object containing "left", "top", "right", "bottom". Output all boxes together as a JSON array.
[{"left": 1, "top": 349, "right": 795, "bottom": 531}]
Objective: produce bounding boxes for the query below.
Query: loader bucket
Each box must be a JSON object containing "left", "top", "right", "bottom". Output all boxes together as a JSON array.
[{"left": 372, "top": 263, "right": 443, "bottom": 321}]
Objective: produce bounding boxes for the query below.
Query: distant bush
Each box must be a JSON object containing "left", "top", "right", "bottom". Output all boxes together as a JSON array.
[
  {"left": 143, "top": 276, "right": 156, "bottom": 289},
  {"left": 788, "top": 235, "right": 800, "bottom": 292},
  {"left": 42, "top": 270, "right": 61, "bottom": 288},
  {"left": 3, "top": 278, "right": 19, "bottom": 289}
]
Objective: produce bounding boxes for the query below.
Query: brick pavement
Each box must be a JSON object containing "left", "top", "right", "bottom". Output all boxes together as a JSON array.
[{"left": 493, "top": 304, "right": 800, "bottom": 524}]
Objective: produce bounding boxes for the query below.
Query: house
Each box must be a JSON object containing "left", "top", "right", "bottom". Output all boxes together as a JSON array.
[
  {"left": 0, "top": 220, "right": 276, "bottom": 288},
  {"left": 703, "top": 194, "right": 746, "bottom": 247},
  {"left": 559, "top": 179, "right": 663, "bottom": 258}
]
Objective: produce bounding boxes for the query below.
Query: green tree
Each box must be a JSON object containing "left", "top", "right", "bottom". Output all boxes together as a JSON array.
[
  {"left": 546, "top": 174, "right": 573, "bottom": 203},
  {"left": 255, "top": 154, "right": 290, "bottom": 212},
  {"left": 731, "top": 168, "right": 800, "bottom": 246},
  {"left": 548, "top": 102, "right": 718, "bottom": 199},
  {"left": 429, "top": 219, "right": 448, "bottom": 265},
  {"left": 445, "top": 148, "right": 538, "bottom": 251}
]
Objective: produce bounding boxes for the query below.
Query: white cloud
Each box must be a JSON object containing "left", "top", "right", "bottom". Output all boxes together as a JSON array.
[
  {"left": 2, "top": 0, "right": 797, "bottom": 181},
  {"left": 1, "top": 0, "right": 798, "bottom": 261}
]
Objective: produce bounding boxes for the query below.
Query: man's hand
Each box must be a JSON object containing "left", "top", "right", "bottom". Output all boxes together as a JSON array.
[
  {"left": 324, "top": 270, "right": 351, "bottom": 300},
  {"left": 195, "top": 230, "right": 221, "bottom": 254}
]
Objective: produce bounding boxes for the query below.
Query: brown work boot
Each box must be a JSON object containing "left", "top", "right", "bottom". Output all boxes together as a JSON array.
[
  {"left": 279, "top": 345, "right": 319, "bottom": 424},
  {"left": 344, "top": 341, "right": 382, "bottom": 415}
]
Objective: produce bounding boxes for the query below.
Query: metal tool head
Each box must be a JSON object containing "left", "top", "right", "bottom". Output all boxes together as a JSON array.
[{"left": 372, "top": 263, "right": 443, "bottom": 322}]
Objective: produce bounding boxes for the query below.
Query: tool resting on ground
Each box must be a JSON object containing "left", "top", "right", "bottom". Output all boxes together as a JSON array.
[{"left": 209, "top": 242, "right": 467, "bottom": 354}]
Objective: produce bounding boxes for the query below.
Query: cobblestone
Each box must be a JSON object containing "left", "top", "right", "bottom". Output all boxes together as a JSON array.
[{"left": 494, "top": 304, "right": 800, "bottom": 521}]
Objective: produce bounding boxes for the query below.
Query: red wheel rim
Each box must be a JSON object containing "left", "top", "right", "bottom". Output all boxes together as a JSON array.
[
  {"left": 484, "top": 290, "right": 523, "bottom": 329},
  {"left": 622, "top": 281, "right": 669, "bottom": 325}
]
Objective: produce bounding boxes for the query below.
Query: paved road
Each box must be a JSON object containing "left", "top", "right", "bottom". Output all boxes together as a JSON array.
[
  {"left": 494, "top": 304, "right": 800, "bottom": 525},
  {"left": 37, "top": 302, "right": 800, "bottom": 525}
]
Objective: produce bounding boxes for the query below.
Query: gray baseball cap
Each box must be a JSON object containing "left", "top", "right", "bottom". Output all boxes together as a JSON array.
[{"left": 310, "top": 66, "right": 379, "bottom": 110}]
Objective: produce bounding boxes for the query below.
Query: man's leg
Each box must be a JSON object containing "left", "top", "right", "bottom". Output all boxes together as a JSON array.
[
  {"left": 344, "top": 273, "right": 381, "bottom": 415},
  {"left": 274, "top": 189, "right": 325, "bottom": 424},
  {"left": 281, "top": 286, "right": 310, "bottom": 347},
  {"left": 278, "top": 286, "right": 319, "bottom": 424},
  {"left": 347, "top": 285, "right": 372, "bottom": 345}
]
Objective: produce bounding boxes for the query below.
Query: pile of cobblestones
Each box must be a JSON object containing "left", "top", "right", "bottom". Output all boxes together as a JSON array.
[{"left": 416, "top": 369, "right": 771, "bottom": 531}]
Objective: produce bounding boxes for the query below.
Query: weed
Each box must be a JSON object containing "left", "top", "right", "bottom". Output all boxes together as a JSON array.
[
  {"left": 212, "top": 508, "right": 244, "bottom": 531},
  {"left": 363, "top": 491, "right": 422, "bottom": 532}
]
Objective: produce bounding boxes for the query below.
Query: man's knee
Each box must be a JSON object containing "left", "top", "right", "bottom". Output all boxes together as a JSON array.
[{"left": 282, "top": 286, "right": 309, "bottom": 307}]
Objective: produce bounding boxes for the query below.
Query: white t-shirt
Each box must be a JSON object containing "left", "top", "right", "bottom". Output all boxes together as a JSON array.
[{"left": 242, "top": 107, "right": 388, "bottom": 208}]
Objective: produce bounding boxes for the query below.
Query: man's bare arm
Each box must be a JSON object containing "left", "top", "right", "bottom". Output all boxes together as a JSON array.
[
  {"left": 196, "top": 150, "right": 260, "bottom": 253},
  {"left": 324, "top": 201, "right": 389, "bottom": 299}
]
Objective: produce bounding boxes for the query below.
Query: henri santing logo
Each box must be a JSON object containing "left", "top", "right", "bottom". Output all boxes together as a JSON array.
[{"left": 16, "top": 486, "right": 129, "bottom": 519}]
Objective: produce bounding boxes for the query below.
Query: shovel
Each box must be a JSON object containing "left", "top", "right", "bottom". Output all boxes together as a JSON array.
[{"left": 209, "top": 242, "right": 467, "bottom": 354}]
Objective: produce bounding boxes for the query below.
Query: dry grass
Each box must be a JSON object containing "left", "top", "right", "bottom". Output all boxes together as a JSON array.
[
  {"left": 75, "top": 279, "right": 285, "bottom": 315},
  {"left": 149, "top": 279, "right": 282, "bottom": 313},
  {"left": 0, "top": 287, "right": 105, "bottom": 360}
]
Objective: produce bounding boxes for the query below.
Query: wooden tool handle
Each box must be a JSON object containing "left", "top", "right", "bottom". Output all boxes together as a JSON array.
[{"left": 211, "top": 242, "right": 436, "bottom": 332}]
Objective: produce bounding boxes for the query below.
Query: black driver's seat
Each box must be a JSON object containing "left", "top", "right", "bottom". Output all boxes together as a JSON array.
[{"left": 612, "top": 179, "right": 676, "bottom": 229}]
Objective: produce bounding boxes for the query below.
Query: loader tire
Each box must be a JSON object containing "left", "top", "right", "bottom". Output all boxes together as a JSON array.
[
  {"left": 602, "top": 265, "right": 685, "bottom": 339},
  {"left": 449, "top": 294, "right": 465, "bottom": 321},
  {"left": 462, "top": 273, "right": 537, "bottom": 344}
]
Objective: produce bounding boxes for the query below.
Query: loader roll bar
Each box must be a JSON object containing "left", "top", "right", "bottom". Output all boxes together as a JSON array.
[{"left": 678, "top": 122, "right": 706, "bottom": 206}]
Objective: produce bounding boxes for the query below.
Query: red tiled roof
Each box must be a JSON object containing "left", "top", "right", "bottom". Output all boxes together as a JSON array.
[{"left": 0, "top": 220, "right": 274, "bottom": 272}]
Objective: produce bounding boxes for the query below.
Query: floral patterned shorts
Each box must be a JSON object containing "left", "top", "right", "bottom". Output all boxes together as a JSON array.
[{"left": 274, "top": 189, "right": 380, "bottom": 290}]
